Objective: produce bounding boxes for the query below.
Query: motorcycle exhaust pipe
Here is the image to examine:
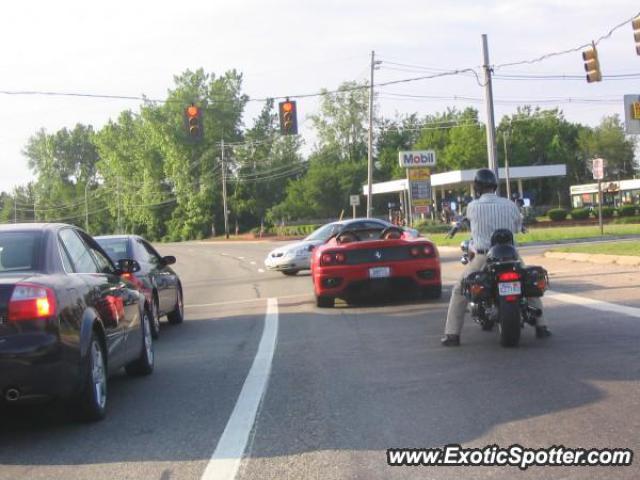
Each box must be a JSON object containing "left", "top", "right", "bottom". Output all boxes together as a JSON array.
[{"left": 5, "top": 388, "right": 20, "bottom": 402}]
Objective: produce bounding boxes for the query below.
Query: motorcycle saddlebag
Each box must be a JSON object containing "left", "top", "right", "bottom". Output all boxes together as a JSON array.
[
  {"left": 462, "top": 271, "right": 492, "bottom": 301},
  {"left": 523, "top": 266, "right": 549, "bottom": 297}
]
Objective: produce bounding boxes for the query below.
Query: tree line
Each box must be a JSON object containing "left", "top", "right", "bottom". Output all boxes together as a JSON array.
[{"left": 0, "top": 69, "right": 636, "bottom": 241}]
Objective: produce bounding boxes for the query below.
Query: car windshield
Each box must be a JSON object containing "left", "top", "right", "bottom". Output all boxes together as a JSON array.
[
  {"left": 95, "top": 238, "right": 130, "bottom": 262},
  {"left": 305, "top": 223, "right": 342, "bottom": 242},
  {"left": 0, "top": 231, "right": 41, "bottom": 272}
]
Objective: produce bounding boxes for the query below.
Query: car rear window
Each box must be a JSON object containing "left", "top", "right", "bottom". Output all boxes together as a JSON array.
[
  {"left": 0, "top": 232, "right": 41, "bottom": 272},
  {"left": 95, "top": 238, "right": 130, "bottom": 262}
]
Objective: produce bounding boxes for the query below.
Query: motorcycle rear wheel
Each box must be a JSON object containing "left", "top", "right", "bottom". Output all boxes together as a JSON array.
[{"left": 497, "top": 297, "right": 521, "bottom": 347}]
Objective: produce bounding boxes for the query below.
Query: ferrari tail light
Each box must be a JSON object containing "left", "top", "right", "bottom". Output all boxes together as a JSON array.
[
  {"left": 320, "top": 252, "right": 347, "bottom": 266},
  {"left": 498, "top": 271, "right": 520, "bottom": 282},
  {"left": 409, "top": 243, "right": 435, "bottom": 258},
  {"left": 8, "top": 283, "right": 57, "bottom": 322}
]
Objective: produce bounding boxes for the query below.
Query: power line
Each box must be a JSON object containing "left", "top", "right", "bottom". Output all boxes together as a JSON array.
[{"left": 494, "top": 10, "right": 640, "bottom": 70}]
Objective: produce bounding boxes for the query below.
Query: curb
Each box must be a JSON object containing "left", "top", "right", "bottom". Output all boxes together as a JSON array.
[{"left": 544, "top": 251, "right": 640, "bottom": 267}]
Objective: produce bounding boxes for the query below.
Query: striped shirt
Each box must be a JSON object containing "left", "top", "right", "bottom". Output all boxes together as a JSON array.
[{"left": 465, "top": 193, "right": 522, "bottom": 252}]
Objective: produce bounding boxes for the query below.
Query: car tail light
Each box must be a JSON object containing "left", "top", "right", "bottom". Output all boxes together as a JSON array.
[
  {"left": 320, "top": 252, "right": 347, "bottom": 266},
  {"left": 409, "top": 243, "right": 435, "bottom": 258},
  {"left": 8, "top": 284, "right": 57, "bottom": 322},
  {"left": 498, "top": 271, "right": 520, "bottom": 282}
]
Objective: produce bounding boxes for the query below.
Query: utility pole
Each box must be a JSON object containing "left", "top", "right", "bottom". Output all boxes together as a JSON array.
[
  {"left": 481, "top": 34, "right": 499, "bottom": 189},
  {"left": 221, "top": 138, "right": 229, "bottom": 239},
  {"left": 14, "top": 194, "right": 17, "bottom": 223},
  {"left": 117, "top": 177, "right": 122, "bottom": 234},
  {"left": 503, "top": 132, "right": 511, "bottom": 199},
  {"left": 366, "top": 50, "right": 380, "bottom": 219},
  {"left": 84, "top": 180, "right": 90, "bottom": 233}
]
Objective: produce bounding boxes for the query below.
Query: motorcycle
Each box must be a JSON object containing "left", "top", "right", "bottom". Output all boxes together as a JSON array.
[{"left": 449, "top": 223, "right": 549, "bottom": 347}]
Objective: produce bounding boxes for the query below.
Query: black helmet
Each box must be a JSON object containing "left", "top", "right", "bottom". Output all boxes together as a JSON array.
[
  {"left": 474, "top": 168, "right": 498, "bottom": 193},
  {"left": 486, "top": 243, "right": 519, "bottom": 263}
]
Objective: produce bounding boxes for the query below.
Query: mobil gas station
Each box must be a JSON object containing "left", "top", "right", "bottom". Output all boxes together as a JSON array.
[{"left": 363, "top": 152, "right": 567, "bottom": 223}]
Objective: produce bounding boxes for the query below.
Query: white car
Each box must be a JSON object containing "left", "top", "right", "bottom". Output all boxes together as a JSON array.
[{"left": 264, "top": 218, "right": 416, "bottom": 276}]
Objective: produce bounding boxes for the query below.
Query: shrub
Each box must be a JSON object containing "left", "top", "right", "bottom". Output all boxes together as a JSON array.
[
  {"left": 547, "top": 208, "right": 568, "bottom": 221},
  {"left": 600, "top": 206, "right": 616, "bottom": 218},
  {"left": 570, "top": 208, "right": 590, "bottom": 220},
  {"left": 612, "top": 215, "right": 640, "bottom": 224},
  {"left": 619, "top": 205, "right": 637, "bottom": 217}
]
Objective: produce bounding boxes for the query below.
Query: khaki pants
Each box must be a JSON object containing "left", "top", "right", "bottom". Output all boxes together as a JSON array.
[{"left": 444, "top": 254, "right": 546, "bottom": 336}]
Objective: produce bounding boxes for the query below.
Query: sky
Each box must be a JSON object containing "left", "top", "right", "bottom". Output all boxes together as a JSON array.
[{"left": 0, "top": 0, "right": 639, "bottom": 192}]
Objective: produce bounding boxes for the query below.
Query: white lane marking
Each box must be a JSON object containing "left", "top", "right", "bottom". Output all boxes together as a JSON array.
[
  {"left": 250, "top": 261, "right": 257, "bottom": 265},
  {"left": 185, "top": 293, "right": 308, "bottom": 309},
  {"left": 258, "top": 268, "right": 265, "bottom": 273},
  {"left": 237, "top": 256, "right": 245, "bottom": 260},
  {"left": 547, "top": 290, "right": 640, "bottom": 319},
  {"left": 201, "top": 298, "right": 279, "bottom": 480}
]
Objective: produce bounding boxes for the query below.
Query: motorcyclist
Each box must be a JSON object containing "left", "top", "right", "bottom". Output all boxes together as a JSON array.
[{"left": 441, "top": 168, "right": 551, "bottom": 346}]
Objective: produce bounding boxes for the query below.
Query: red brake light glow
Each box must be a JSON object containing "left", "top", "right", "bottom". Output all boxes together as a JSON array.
[
  {"left": 498, "top": 271, "right": 521, "bottom": 282},
  {"left": 320, "top": 252, "right": 347, "bottom": 266},
  {"left": 410, "top": 243, "right": 435, "bottom": 258},
  {"left": 8, "top": 284, "right": 57, "bottom": 321}
]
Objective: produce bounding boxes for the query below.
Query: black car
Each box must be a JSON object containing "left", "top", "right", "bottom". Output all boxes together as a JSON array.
[
  {"left": 95, "top": 235, "right": 183, "bottom": 339},
  {"left": 0, "top": 223, "right": 154, "bottom": 421}
]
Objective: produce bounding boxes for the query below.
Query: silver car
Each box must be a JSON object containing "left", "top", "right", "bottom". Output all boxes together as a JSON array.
[{"left": 264, "top": 218, "right": 414, "bottom": 276}]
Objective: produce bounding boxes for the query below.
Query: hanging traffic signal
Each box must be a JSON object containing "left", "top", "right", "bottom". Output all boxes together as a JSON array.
[
  {"left": 278, "top": 99, "right": 298, "bottom": 135},
  {"left": 184, "top": 104, "right": 203, "bottom": 141},
  {"left": 582, "top": 42, "right": 602, "bottom": 83},
  {"left": 632, "top": 16, "right": 640, "bottom": 56}
]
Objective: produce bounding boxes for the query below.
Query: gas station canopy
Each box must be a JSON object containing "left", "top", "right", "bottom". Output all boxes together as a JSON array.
[{"left": 363, "top": 164, "right": 567, "bottom": 196}]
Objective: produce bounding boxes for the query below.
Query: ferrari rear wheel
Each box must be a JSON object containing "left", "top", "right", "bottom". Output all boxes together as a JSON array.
[{"left": 316, "top": 295, "right": 335, "bottom": 308}]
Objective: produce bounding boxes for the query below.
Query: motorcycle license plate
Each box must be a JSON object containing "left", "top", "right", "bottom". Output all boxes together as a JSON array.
[
  {"left": 369, "top": 266, "right": 391, "bottom": 279},
  {"left": 498, "top": 282, "right": 521, "bottom": 296}
]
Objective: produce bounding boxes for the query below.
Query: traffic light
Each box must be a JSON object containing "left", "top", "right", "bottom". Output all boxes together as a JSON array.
[
  {"left": 184, "top": 104, "right": 203, "bottom": 141},
  {"left": 632, "top": 16, "right": 640, "bottom": 55},
  {"left": 632, "top": 101, "right": 640, "bottom": 120},
  {"left": 278, "top": 99, "right": 298, "bottom": 135},
  {"left": 582, "top": 42, "right": 602, "bottom": 83}
]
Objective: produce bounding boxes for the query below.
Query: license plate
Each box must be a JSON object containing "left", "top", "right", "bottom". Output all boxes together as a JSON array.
[
  {"left": 369, "top": 266, "right": 391, "bottom": 279},
  {"left": 498, "top": 282, "right": 521, "bottom": 296}
]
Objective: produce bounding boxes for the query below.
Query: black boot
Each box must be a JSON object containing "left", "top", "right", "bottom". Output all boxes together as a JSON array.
[
  {"left": 441, "top": 334, "right": 460, "bottom": 346},
  {"left": 536, "top": 326, "right": 552, "bottom": 338}
]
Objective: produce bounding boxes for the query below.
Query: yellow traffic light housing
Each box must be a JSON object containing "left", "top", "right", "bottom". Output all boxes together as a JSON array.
[
  {"left": 582, "top": 42, "right": 602, "bottom": 83},
  {"left": 632, "top": 101, "right": 640, "bottom": 120},
  {"left": 278, "top": 100, "right": 298, "bottom": 135},
  {"left": 184, "top": 104, "right": 203, "bottom": 142},
  {"left": 632, "top": 17, "right": 640, "bottom": 56}
]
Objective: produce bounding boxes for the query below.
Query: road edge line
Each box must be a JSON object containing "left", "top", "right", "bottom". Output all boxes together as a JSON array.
[
  {"left": 200, "top": 297, "right": 279, "bottom": 480},
  {"left": 546, "top": 290, "right": 640, "bottom": 318}
]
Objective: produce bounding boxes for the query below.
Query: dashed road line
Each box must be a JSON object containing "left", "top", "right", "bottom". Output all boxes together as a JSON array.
[{"left": 200, "top": 298, "right": 279, "bottom": 480}]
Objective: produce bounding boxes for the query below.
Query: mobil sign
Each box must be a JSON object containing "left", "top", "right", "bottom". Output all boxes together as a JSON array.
[{"left": 398, "top": 150, "right": 437, "bottom": 168}]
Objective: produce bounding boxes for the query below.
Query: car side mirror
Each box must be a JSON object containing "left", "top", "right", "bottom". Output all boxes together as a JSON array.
[
  {"left": 162, "top": 255, "right": 176, "bottom": 266},
  {"left": 116, "top": 258, "right": 141, "bottom": 274}
]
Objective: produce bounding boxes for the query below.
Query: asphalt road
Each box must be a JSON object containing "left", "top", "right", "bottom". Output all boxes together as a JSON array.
[{"left": 0, "top": 240, "right": 638, "bottom": 480}]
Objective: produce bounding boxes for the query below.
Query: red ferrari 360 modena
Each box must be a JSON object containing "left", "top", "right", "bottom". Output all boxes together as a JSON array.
[{"left": 311, "top": 225, "right": 441, "bottom": 307}]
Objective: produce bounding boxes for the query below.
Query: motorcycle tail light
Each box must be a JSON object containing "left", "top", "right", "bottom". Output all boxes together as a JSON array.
[
  {"left": 505, "top": 295, "right": 519, "bottom": 303},
  {"left": 469, "top": 283, "right": 485, "bottom": 297},
  {"left": 498, "top": 271, "right": 520, "bottom": 282}
]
